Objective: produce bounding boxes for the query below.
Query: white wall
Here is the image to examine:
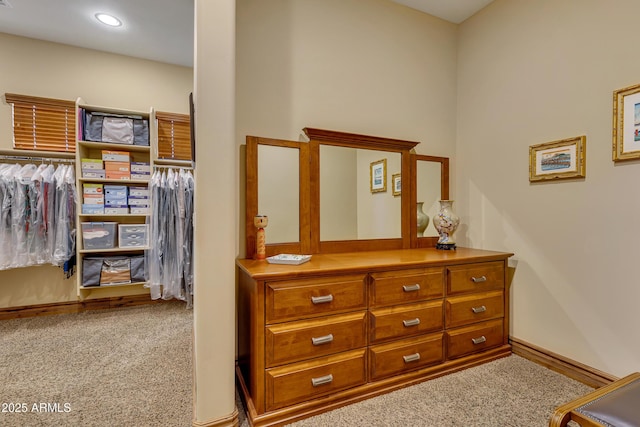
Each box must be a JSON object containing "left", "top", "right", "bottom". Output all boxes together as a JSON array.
[
  {"left": 457, "top": 0, "right": 640, "bottom": 376},
  {"left": 320, "top": 146, "right": 358, "bottom": 241},
  {"left": 236, "top": 0, "right": 457, "bottom": 153},
  {"left": 0, "top": 32, "right": 193, "bottom": 309},
  {"left": 193, "top": 1, "right": 237, "bottom": 424},
  {"left": 236, "top": 0, "right": 458, "bottom": 255},
  {"left": 258, "top": 145, "right": 300, "bottom": 243},
  {"left": 357, "top": 150, "right": 402, "bottom": 239}
]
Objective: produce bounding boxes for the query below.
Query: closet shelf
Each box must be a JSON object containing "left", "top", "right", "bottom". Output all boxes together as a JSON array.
[
  {"left": 75, "top": 100, "right": 155, "bottom": 300},
  {"left": 78, "top": 178, "right": 151, "bottom": 185},
  {"left": 78, "top": 213, "right": 150, "bottom": 218},
  {"left": 154, "top": 158, "right": 193, "bottom": 167},
  {"left": 79, "top": 281, "right": 147, "bottom": 290},
  {"left": 80, "top": 247, "right": 149, "bottom": 254},
  {"left": 77, "top": 141, "right": 151, "bottom": 153}
]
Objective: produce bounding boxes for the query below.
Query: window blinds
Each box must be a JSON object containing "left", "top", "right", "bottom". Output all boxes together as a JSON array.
[
  {"left": 5, "top": 93, "right": 76, "bottom": 153},
  {"left": 156, "top": 111, "right": 192, "bottom": 161}
]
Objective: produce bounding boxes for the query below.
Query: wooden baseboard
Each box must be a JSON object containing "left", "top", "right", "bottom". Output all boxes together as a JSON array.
[
  {"left": 510, "top": 336, "right": 617, "bottom": 388},
  {"left": 0, "top": 294, "right": 167, "bottom": 320},
  {"left": 192, "top": 409, "right": 239, "bottom": 427}
]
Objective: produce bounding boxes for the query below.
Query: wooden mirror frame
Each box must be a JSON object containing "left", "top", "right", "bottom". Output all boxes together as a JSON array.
[
  {"left": 304, "top": 127, "right": 418, "bottom": 254},
  {"left": 245, "top": 129, "right": 449, "bottom": 259},
  {"left": 245, "top": 136, "right": 310, "bottom": 258},
  {"left": 410, "top": 154, "right": 450, "bottom": 248}
]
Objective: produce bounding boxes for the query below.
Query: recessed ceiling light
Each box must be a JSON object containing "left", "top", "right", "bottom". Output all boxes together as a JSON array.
[{"left": 95, "top": 13, "right": 122, "bottom": 27}]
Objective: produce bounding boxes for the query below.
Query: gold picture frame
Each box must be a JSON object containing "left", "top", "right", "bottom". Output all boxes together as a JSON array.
[
  {"left": 370, "top": 158, "right": 387, "bottom": 193},
  {"left": 529, "top": 136, "right": 586, "bottom": 182},
  {"left": 392, "top": 173, "right": 401, "bottom": 196},
  {"left": 613, "top": 82, "right": 640, "bottom": 161}
]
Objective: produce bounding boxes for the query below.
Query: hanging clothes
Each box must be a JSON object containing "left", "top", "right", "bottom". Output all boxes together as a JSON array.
[
  {"left": 181, "top": 169, "right": 195, "bottom": 308},
  {"left": 147, "top": 167, "right": 194, "bottom": 307},
  {"left": 0, "top": 162, "right": 77, "bottom": 275}
]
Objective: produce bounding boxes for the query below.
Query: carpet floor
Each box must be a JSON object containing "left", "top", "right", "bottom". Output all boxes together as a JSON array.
[
  {"left": 278, "top": 354, "right": 593, "bottom": 427},
  {"left": 0, "top": 302, "right": 193, "bottom": 427},
  {"left": 1, "top": 302, "right": 593, "bottom": 427}
]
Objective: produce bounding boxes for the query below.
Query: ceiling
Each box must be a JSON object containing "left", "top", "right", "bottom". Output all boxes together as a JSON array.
[
  {"left": 392, "top": 0, "right": 494, "bottom": 24},
  {"left": 0, "top": 0, "right": 493, "bottom": 68}
]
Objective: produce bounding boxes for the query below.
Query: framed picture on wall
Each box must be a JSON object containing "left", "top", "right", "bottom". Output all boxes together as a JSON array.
[
  {"left": 392, "top": 173, "right": 401, "bottom": 196},
  {"left": 370, "top": 159, "right": 387, "bottom": 193},
  {"left": 613, "top": 82, "right": 640, "bottom": 161},
  {"left": 529, "top": 136, "right": 586, "bottom": 182}
]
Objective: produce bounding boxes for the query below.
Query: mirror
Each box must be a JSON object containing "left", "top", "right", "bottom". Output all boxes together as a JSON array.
[
  {"left": 320, "top": 145, "right": 401, "bottom": 240},
  {"left": 416, "top": 160, "right": 442, "bottom": 237},
  {"left": 245, "top": 136, "right": 308, "bottom": 258},
  {"left": 412, "top": 154, "right": 450, "bottom": 247},
  {"left": 245, "top": 128, "right": 450, "bottom": 258},
  {"left": 258, "top": 144, "right": 299, "bottom": 243}
]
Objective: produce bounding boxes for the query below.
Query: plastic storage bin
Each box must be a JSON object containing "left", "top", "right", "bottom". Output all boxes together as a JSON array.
[
  {"left": 118, "top": 224, "right": 149, "bottom": 248},
  {"left": 81, "top": 222, "right": 118, "bottom": 250}
]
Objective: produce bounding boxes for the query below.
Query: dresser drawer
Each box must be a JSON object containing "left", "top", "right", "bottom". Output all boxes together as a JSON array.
[
  {"left": 266, "top": 312, "right": 367, "bottom": 368},
  {"left": 446, "top": 319, "right": 504, "bottom": 359},
  {"left": 265, "top": 349, "right": 367, "bottom": 411},
  {"left": 446, "top": 261, "right": 504, "bottom": 296},
  {"left": 266, "top": 274, "right": 367, "bottom": 323},
  {"left": 369, "top": 300, "right": 443, "bottom": 343},
  {"left": 369, "top": 333, "right": 444, "bottom": 381},
  {"left": 370, "top": 267, "right": 443, "bottom": 307},
  {"left": 445, "top": 291, "right": 504, "bottom": 329}
]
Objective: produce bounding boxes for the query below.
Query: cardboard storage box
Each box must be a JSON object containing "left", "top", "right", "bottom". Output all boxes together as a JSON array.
[
  {"left": 130, "top": 162, "right": 151, "bottom": 173},
  {"left": 128, "top": 186, "right": 149, "bottom": 197},
  {"left": 82, "top": 169, "right": 106, "bottom": 179},
  {"left": 81, "top": 204, "right": 105, "bottom": 215},
  {"left": 81, "top": 222, "right": 117, "bottom": 249},
  {"left": 104, "top": 205, "right": 129, "bottom": 215},
  {"left": 105, "top": 171, "right": 131, "bottom": 180},
  {"left": 129, "top": 206, "right": 149, "bottom": 215},
  {"left": 83, "top": 194, "right": 104, "bottom": 205},
  {"left": 104, "top": 161, "right": 131, "bottom": 172},
  {"left": 81, "top": 159, "right": 104, "bottom": 170},
  {"left": 127, "top": 196, "right": 149, "bottom": 206},
  {"left": 104, "top": 185, "right": 128, "bottom": 198},
  {"left": 101, "top": 150, "right": 131, "bottom": 162},
  {"left": 83, "top": 183, "right": 103, "bottom": 194}
]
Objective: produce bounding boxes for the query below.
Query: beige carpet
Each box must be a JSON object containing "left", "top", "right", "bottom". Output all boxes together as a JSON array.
[
  {"left": 1, "top": 303, "right": 594, "bottom": 427},
  {"left": 0, "top": 302, "right": 193, "bottom": 427},
  {"left": 236, "top": 355, "right": 594, "bottom": 427},
  {"left": 277, "top": 354, "right": 593, "bottom": 427}
]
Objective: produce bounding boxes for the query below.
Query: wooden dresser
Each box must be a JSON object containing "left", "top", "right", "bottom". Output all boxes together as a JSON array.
[{"left": 236, "top": 247, "right": 513, "bottom": 426}]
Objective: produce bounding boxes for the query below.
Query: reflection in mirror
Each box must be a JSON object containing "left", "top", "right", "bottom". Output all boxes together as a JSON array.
[
  {"left": 320, "top": 145, "right": 401, "bottom": 241},
  {"left": 416, "top": 159, "right": 443, "bottom": 238},
  {"left": 258, "top": 144, "right": 299, "bottom": 243}
]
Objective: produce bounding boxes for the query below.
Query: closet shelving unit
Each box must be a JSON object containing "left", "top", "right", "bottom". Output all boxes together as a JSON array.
[{"left": 75, "top": 98, "right": 156, "bottom": 300}]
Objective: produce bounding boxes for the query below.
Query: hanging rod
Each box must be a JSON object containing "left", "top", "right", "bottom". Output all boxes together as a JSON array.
[
  {"left": 154, "top": 164, "right": 194, "bottom": 170},
  {"left": 0, "top": 154, "right": 76, "bottom": 164}
]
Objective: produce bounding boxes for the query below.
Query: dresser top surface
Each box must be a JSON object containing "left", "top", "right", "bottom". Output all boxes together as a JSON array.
[{"left": 236, "top": 247, "right": 513, "bottom": 280}]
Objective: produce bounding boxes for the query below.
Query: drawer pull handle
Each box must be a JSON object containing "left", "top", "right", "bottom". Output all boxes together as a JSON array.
[
  {"left": 311, "top": 374, "right": 334, "bottom": 387},
  {"left": 471, "top": 305, "right": 487, "bottom": 314},
  {"left": 311, "top": 334, "right": 334, "bottom": 346},
  {"left": 402, "top": 284, "right": 421, "bottom": 292},
  {"left": 403, "top": 318, "right": 421, "bottom": 327},
  {"left": 311, "top": 294, "right": 334, "bottom": 304},
  {"left": 403, "top": 353, "right": 421, "bottom": 363},
  {"left": 472, "top": 336, "right": 487, "bottom": 345},
  {"left": 471, "top": 275, "right": 487, "bottom": 283}
]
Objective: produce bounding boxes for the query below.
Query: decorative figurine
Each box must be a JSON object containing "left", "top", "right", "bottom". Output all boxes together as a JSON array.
[{"left": 254, "top": 215, "right": 269, "bottom": 260}]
